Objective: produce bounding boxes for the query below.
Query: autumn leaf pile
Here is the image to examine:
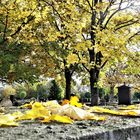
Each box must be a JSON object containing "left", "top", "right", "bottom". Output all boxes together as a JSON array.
[
  {"left": 1, "top": 96, "right": 140, "bottom": 127},
  {"left": 0, "top": 97, "right": 105, "bottom": 127}
]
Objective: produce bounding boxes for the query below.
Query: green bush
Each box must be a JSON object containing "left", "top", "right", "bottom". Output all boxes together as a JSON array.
[
  {"left": 36, "top": 84, "right": 48, "bottom": 101},
  {"left": 25, "top": 88, "right": 38, "bottom": 99},
  {"left": 84, "top": 92, "right": 91, "bottom": 98},
  {"left": 98, "top": 88, "right": 105, "bottom": 98},
  {"left": 19, "top": 90, "right": 27, "bottom": 100},
  {"left": 133, "top": 92, "right": 140, "bottom": 100},
  {"left": 48, "top": 80, "right": 62, "bottom": 101},
  {"left": 79, "top": 92, "right": 91, "bottom": 102}
]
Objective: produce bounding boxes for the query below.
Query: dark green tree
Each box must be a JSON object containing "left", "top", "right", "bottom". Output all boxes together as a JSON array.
[{"left": 48, "top": 80, "right": 61, "bottom": 101}]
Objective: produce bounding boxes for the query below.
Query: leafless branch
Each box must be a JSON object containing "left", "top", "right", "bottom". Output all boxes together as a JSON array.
[
  {"left": 115, "top": 20, "right": 139, "bottom": 31},
  {"left": 85, "top": 0, "right": 94, "bottom": 11},
  {"left": 101, "top": 0, "right": 117, "bottom": 23},
  {"left": 128, "top": 30, "right": 140, "bottom": 41},
  {"left": 3, "top": 11, "right": 9, "bottom": 41},
  {"left": 100, "top": 60, "right": 108, "bottom": 69},
  {"left": 82, "top": 63, "right": 90, "bottom": 72},
  {"left": 42, "top": 0, "right": 67, "bottom": 23},
  {"left": 103, "top": 0, "right": 132, "bottom": 29},
  {"left": 10, "top": 8, "right": 36, "bottom": 37}
]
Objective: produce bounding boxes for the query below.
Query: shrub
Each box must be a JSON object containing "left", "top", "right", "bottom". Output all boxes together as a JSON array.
[
  {"left": 48, "top": 80, "right": 62, "bottom": 101},
  {"left": 133, "top": 92, "right": 140, "bottom": 100},
  {"left": 98, "top": 88, "right": 105, "bottom": 98},
  {"left": 19, "top": 90, "right": 27, "bottom": 100}
]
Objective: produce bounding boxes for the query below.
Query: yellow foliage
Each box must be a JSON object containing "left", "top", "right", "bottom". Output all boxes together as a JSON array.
[
  {"left": 43, "top": 100, "right": 62, "bottom": 114},
  {"left": 118, "top": 104, "right": 140, "bottom": 110},
  {"left": 75, "top": 42, "right": 87, "bottom": 51},
  {"left": 2, "top": 86, "right": 16, "bottom": 97},
  {"left": 11, "top": 111, "right": 24, "bottom": 120},
  {"left": 67, "top": 54, "right": 79, "bottom": 65},
  {"left": 61, "top": 99, "right": 70, "bottom": 106},
  {"left": 59, "top": 104, "right": 106, "bottom": 121},
  {"left": 20, "top": 101, "right": 34, "bottom": 109},
  {"left": 50, "top": 114, "right": 73, "bottom": 124},
  {"left": 88, "top": 106, "right": 140, "bottom": 117},
  {"left": 70, "top": 96, "right": 82, "bottom": 108},
  {"left": 88, "top": 106, "right": 119, "bottom": 115},
  {"left": 19, "top": 102, "right": 50, "bottom": 120},
  {"left": 120, "top": 110, "right": 139, "bottom": 116},
  {"left": 0, "top": 114, "right": 18, "bottom": 127}
]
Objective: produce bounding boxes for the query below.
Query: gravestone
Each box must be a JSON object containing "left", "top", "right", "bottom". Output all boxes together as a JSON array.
[{"left": 117, "top": 84, "right": 131, "bottom": 105}]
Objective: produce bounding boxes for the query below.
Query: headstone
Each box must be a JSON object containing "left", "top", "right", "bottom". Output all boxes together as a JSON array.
[{"left": 117, "top": 84, "right": 131, "bottom": 105}]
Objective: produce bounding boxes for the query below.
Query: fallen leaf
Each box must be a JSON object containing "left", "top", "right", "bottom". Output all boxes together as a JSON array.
[
  {"left": 70, "top": 96, "right": 82, "bottom": 108},
  {"left": 61, "top": 99, "right": 70, "bottom": 106},
  {"left": 11, "top": 111, "right": 24, "bottom": 120},
  {"left": 20, "top": 101, "right": 34, "bottom": 109},
  {"left": 59, "top": 104, "right": 106, "bottom": 121},
  {"left": 42, "top": 114, "right": 73, "bottom": 124},
  {"left": 118, "top": 104, "right": 140, "bottom": 110},
  {"left": 88, "top": 106, "right": 140, "bottom": 116},
  {"left": 43, "top": 100, "right": 62, "bottom": 114},
  {"left": 18, "top": 102, "right": 50, "bottom": 120},
  {"left": 88, "top": 106, "right": 119, "bottom": 115},
  {"left": 0, "top": 114, "right": 18, "bottom": 127}
]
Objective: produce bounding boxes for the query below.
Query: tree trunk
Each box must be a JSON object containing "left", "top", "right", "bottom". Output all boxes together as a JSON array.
[
  {"left": 90, "top": 67, "right": 99, "bottom": 106},
  {"left": 65, "top": 67, "right": 72, "bottom": 100},
  {"left": 109, "top": 85, "right": 115, "bottom": 104},
  {"left": 89, "top": 0, "right": 103, "bottom": 105}
]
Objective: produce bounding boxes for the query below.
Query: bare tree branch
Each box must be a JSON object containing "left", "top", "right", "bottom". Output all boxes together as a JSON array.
[
  {"left": 10, "top": 15, "right": 35, "bottom": 37},
  {"left": 82, "top": 63, "right": 90, "bottom": 72},
  {"left": 85, "top": 0, "right": 93, "bottom": 11},
  {"left": 103, "top": 0, "right": 132, "bottom": 29},
  {"left": 42, "top": 0, "right": 68, "bottom": 23},
  {"left": 100, "top": 0, "right": 117, "bottom": 25},
  {"left": 3, "top": 11, "right": 8, "bottom": 41},
  {"left": 128, "top": 30, "right": 140, "bottom": 41},
  {"left": 115, "top": 20, "right": 139, "bottom": 31},
  {"left": 100, "top": 60, "right": 108, "bottom": 69}
]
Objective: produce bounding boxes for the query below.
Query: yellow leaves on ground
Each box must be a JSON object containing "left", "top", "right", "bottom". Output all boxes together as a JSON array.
[
  {"left": 43, "top": 100, "right": 62, "bottom": 114},
  {"left": 61, "top": 99, "right": 70, "bottom": 106},
  {"left": 42, "top": 100, "right": 104, "bottom": 121},
  {"left": 121, "top": 110, "right": 140, "bottom": 116},
  {"left": 88, "top": 106, "right": 140, "bottom": 117},
  {"left": 19, "top": 102, "right": 50, "bottom": 120},
  {"left": 69, "top": 96, "right": 82, "bottom": 108},
  {"left": 42, "top": 114, "right": 73, "bottom": 124},
  {"left": 61, "top": 96, "right": 82, "bottom": 108},
  {"left": 118, "top": 104, "right": 140, "bottom": 110},
  {"left": 0, "top": 114, "right": 19, "bottom": 127},
  {"left": 18, "top": 101, "right": 105, "bottom": 123},
  {"left": 50, "top": 115, "right": 73, "bottom": 124},
  {"left": 59, "top": 104, "right": 106, "bottom": 121},
  {"left": 20, "top": 101, "right": 34, "bottom": 109},
  {"left": 2, "top": 101, "right": 140, "bottom": 127},
  {"left": 88, "top": 106, "right": 119, "bottom": 115}
]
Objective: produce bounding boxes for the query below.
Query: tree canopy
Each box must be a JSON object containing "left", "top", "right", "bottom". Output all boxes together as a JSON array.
[{"left": 0, "top": 0, "right": 139, "bottom": 103}]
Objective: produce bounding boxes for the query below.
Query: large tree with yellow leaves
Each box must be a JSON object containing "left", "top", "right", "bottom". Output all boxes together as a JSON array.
[
  {"left": 0, "top": 0, "right": 139, "bottom": 104},
  {"left": 0, "top": 0, "right": 57, "bottom": 84},
  {"left": 71, "top": 0, "right": 140, "bottom": 105}
]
